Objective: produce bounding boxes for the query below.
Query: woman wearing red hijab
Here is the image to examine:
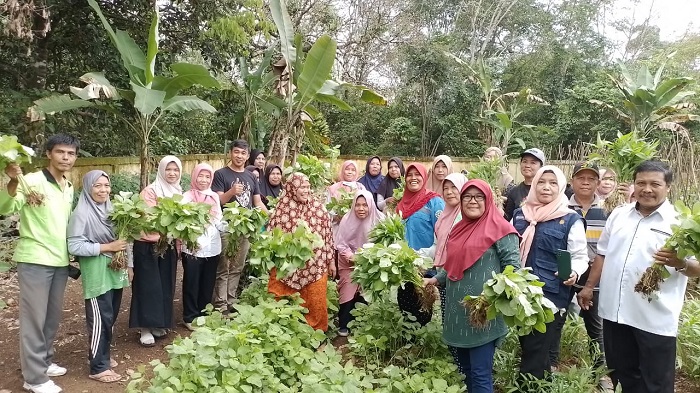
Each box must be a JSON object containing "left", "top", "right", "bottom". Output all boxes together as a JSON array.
[
  {"left": 424, "top": 179, "right": 520, "bottom": 393},
  {"left": 396, "top": 163, "right": 445, "bottom": 325}
]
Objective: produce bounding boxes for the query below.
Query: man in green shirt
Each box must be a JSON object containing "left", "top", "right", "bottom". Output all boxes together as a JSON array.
[{"left": 0, "top": 134, "right": 79, "bottom": 393}]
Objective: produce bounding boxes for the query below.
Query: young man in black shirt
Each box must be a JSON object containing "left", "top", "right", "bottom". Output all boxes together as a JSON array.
[
  {"left": 503, "top": 148, "right": 545, "bottom": 221},
  {"left": 212, "top": 139, "right": 268, "bottom": 312}
]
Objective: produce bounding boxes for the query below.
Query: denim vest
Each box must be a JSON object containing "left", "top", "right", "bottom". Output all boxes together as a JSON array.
[{"left": 512, "top": 208, "right": 581, "bottom": 309}]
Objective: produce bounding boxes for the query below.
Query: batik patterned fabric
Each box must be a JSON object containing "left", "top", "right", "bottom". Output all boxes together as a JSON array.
[{"left": 267, "top": 173, "right": 334, "bottom": 290}]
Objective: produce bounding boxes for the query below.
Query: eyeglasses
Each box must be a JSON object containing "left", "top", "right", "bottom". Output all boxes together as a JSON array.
[{"left": 462, "top": 194, "right": 485, "bottom": 202}]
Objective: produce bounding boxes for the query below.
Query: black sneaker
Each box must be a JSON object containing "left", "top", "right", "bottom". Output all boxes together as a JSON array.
[{"left": 338, "top": 328, "right": 349, "bottom": 337}]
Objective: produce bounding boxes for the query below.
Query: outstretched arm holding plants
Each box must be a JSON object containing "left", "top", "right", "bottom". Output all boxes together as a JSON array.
[{"left": 635, "top": 201, "right": 700, "bottom": 299}]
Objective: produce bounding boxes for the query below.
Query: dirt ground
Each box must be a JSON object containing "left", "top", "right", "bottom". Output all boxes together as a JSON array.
[
  {"left": 0, "top": 269, "right": 188, "bottom": 393},
  {"left": 0, "top": 268, "right": 698, "bottom": 393}
]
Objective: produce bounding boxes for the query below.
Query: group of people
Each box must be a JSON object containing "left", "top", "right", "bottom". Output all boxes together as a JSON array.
[
  {"left": 324, "top": 148, "right": 698, "bottom": 393},
  {"left": 2, "top": 135, "right": 697, "bottom": 393}
]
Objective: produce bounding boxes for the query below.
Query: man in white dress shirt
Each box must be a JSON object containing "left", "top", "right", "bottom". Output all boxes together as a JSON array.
[{"left": 578, "top": 160, "right": 700, "bottom": 393}]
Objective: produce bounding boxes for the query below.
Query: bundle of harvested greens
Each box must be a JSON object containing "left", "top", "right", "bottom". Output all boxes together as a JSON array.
[
  {"left": 635, "top": 200, "right": 700, "bottom": 301},
  {"left": 0, "top": 135, "right": 44, "bottom": 206},
  {"left": 248, "top": 222, "right": 323, "bottom": 279},
  {"left": 462, "top": 265, "right": 556, "bottom": 335},
  {"left": 283, "top": 154, "right": 332, "bottom": 193},
  {"left": 468, "top": 156, "right": 507, "bottom": 196},
  {"left": 351, "top": 241, "right": 435, "bottom": 310},
  {"left": 145, "top": 195, "right": 212, "bottom": 255},
  {"left": 367, "top": 213, "right": 405, "bottom": 246},
  {"left": 222, "top": 201, "right": 268, "bottom": 258},
  {"left": 108, "top": 191, "right": 149, "bottom": 270},
  {"left": 588, "top": 131, "right": 658, "bottom": 213},
  {"left": 386, "top": 178, "right": 405, "bottom": 213},
  {"left": 326, "top": 187, "right": 355, "bottom": 217}
]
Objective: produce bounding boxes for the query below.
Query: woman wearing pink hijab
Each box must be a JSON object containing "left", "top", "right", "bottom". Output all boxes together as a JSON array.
[
  {"left": 180, "top": 163, "right": 227, "bottom": 331},
  {"left": 327, "top": 160, "right": 365, "bottom": 239},
  {"left": 328, "top": 160, "right": 365, "bottom": 199},
  {"left": 335, "top": 190, "right": 385, "bottom": 336},
  {"left": 511, "top": 166, "right": 588, "bottom": 383}
]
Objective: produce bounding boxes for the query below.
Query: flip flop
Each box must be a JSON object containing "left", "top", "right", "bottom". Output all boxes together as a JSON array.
[{"left": 88, "top": 369, "right": 122, "bottom": 383}]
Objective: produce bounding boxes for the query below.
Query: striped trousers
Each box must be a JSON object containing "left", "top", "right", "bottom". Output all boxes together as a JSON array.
[{"left": 85, "top": 289, "right": 122, "bottom": 374}]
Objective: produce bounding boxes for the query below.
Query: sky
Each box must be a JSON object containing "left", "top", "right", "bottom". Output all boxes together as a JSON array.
[{"left": 618, "top": 0, "right": 699, "bottom": 40}]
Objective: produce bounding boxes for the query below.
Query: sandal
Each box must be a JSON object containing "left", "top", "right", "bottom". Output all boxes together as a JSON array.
[
  {"left": 151, "top": 328, "right": 167, "bottom": 338},
  {"left": 88, "top": 369, "right": 122, "bottom": 383}
]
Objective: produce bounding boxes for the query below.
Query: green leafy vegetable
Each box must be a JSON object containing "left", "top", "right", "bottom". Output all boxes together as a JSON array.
[
  {"left": 326, "top": 187, "right": 354, "bottom": 217},
  {"left": 386, "top": 178, "right": 405, "bottom": 213},
  {"left": 283, "top": 154, "right": 332, "bottom": 192},
  {"left": 367, "top": 213, "right": 405, "bottom": 246},
  {"left": 462, "top": 265, "right": 556, "bottom": 336},
  {"left": 248, "top": 222, "right": 323, "bottom": 279},
  {"left": 588, "top": 131, "right": 658, "bottom": 212},
  {"left": 635, "top": 200, "right": 700, "bottom": 300},
  {"left": 468, "top": 156, "right": 507, "bottom": 195},
  {"left": 351, "top": 241, "right": 432, "bottom": 302},
  {"left": 145, "top": 195, "right": 212, "bottom": 254},
  {"left": 0, "top": 135, "right": 44, "bottom": 206},
  {"left": 222, "top": 201, "right": 268, "bottom": 258},
  {"left": 108, "top": 191, "right": 149, "bottom": 270}
]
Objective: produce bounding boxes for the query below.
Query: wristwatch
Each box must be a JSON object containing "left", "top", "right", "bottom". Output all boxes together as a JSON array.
[{"left": 675, "top": 259, "right": 689, "bottom": 273}]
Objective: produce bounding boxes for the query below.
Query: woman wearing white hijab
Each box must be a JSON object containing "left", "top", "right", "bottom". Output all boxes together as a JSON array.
[
  {"left": 129, "top": 156, "right": 182, "bottom": 346},
  {"left": 68, "top": 170, "right": 128, "bottom": 383}
]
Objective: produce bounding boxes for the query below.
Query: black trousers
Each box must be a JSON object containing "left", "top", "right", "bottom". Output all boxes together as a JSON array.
[
  {"left": 603, "top": 320, "right": 676, "bottom": 393},
  {"left": 182, "top": 253, "right": 219, "bottom": 323},
  {"left": 85, "top": 289, "right": 123, "bottom": 374},
  {"left": 338, "top": 293, "right": 366, "bottom": 330},
  {"left": 129, "top": 241, "right": 177, "bottom": 329},
  {"left": 549, "top": 291, "right": 605, "bottom": 369},
  {"left": 519, "top": 311, "right": 565, "bottom": 381}
]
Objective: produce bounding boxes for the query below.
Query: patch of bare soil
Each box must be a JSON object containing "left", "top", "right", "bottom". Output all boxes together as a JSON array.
[{"left": 0, "top": 268, "right": 191, "bottom": 393}]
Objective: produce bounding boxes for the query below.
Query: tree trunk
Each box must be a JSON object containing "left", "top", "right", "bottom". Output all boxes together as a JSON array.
[
  {"left": 267, "top": 120, "right": 289, "bottom": 166},
  {"left": 27, "top": 1, "right": 50, "bottom": 90},
  {"left": 139, "top": 134, "right": 149, "bottom": 191}
]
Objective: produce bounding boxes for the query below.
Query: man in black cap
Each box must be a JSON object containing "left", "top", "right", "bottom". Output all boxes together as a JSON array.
[{"left": 503, "top": 148, "right": 545, "bottom": 221}]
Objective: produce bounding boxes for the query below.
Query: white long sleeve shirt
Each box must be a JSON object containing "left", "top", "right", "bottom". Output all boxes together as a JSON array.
[{"left": 597, "top": 200, "right": 688, "bottom": 337}]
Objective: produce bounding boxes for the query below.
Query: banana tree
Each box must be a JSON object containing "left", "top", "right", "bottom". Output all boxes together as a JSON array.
[
  {"left": 27, "top": 0, "right": 220, "bottom": 189},
  {"left": 590, "top": 60, "right": 698, "bottom": 136},
  {"left": 266, "top": 0, "right": 386, "bottom": 165},
  {"left": 456, "top": 57, "right": 549, "bottom": 153},
  {"left": 230, "top": 49, "right": 285, "bottom": 150},
  {"left": 477, "top": 86, "right": 550, "bottom": 155}
]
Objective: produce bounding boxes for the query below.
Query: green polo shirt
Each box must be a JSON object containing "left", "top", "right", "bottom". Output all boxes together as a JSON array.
[{"left": 0, "top": 169, "right": 73, "bottom": 267}]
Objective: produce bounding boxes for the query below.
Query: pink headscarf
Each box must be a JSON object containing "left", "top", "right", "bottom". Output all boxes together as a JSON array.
[
  {"left": 328, "top": 160, "right": 364, "bottom": 199},
  {"left": 519, "top": 166, "right": 576, "bottom": 265},
  {"left": 432, "top": 173, "right": 468, "bottom": 267},
  {"left": 336, "top": 190, "right": 385, "bottom": 254},
  {"left": 184, "top": 163, "right": 221, "bottom": 218},
  {"left": 427, "top": 155, "right": 454, "bottom": 193}
]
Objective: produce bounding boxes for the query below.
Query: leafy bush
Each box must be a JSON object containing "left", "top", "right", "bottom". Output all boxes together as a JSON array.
[
  {"left": 493, "top": 315, "right": 606, "bottom": 392},
  {"left": 677, "top": 298, "right": 700, "bottom": 379},
  {"left": 127, "top": 297, "right": 374, "bottom": 392}
]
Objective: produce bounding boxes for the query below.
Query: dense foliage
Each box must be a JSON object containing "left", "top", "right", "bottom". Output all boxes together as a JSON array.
[{"left": 2, "top": 0, "right": 698, "bottom": 160}]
